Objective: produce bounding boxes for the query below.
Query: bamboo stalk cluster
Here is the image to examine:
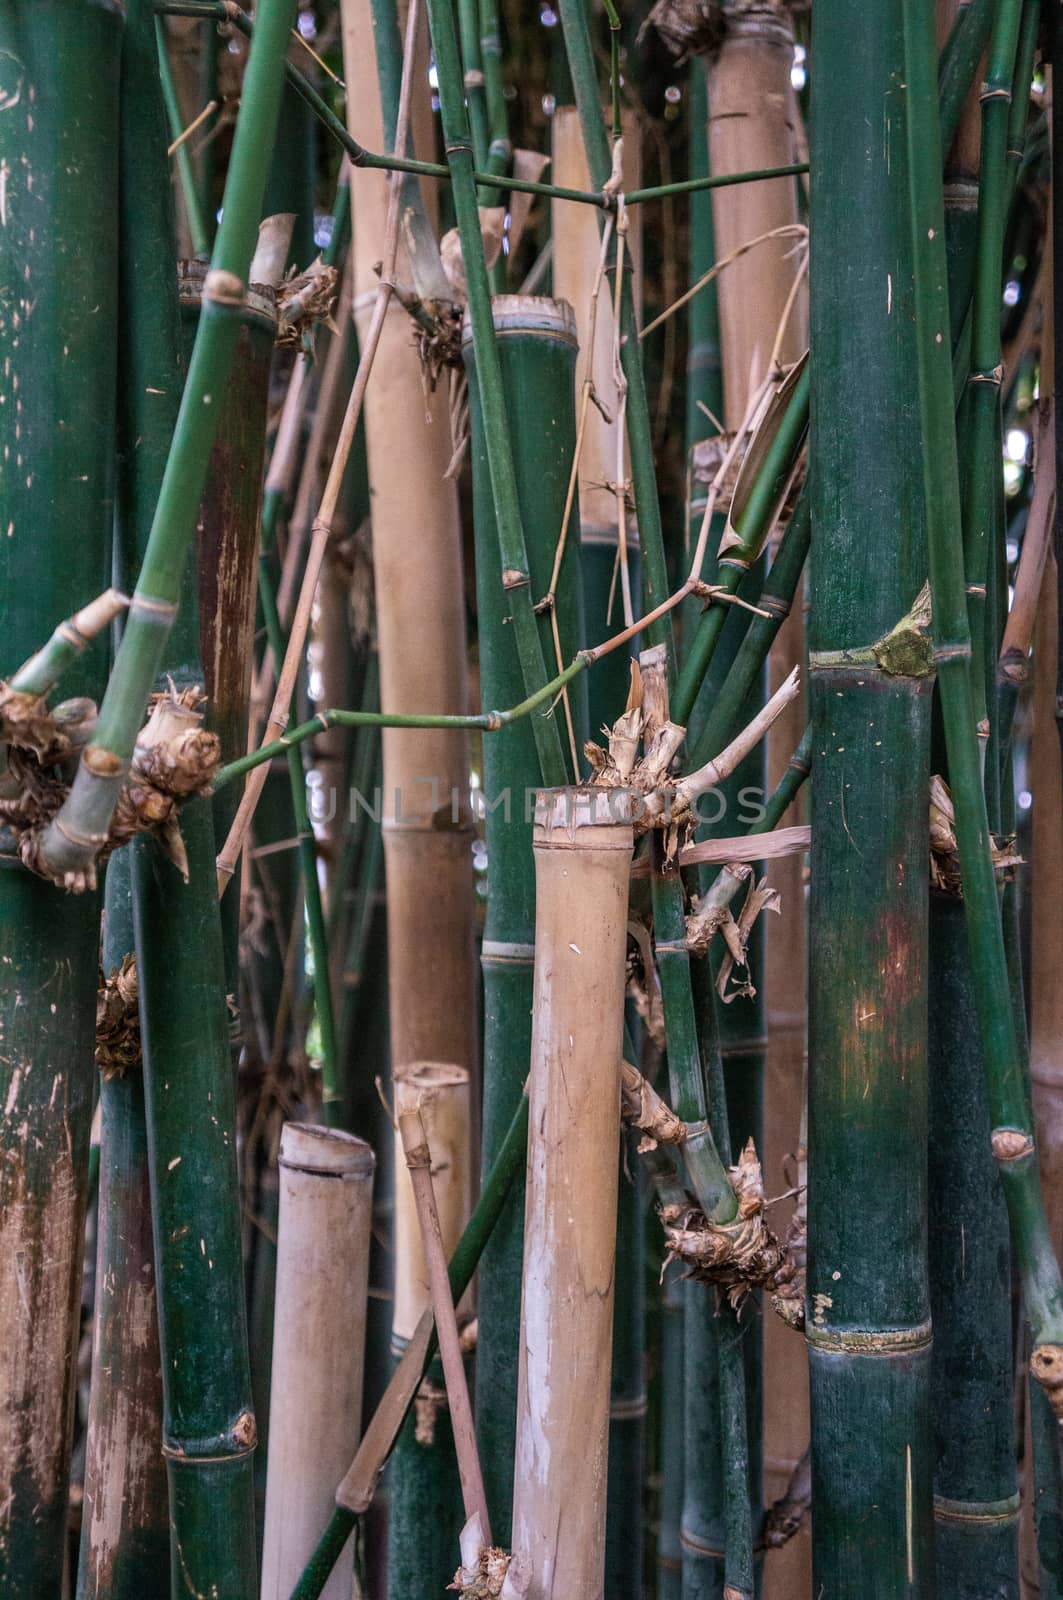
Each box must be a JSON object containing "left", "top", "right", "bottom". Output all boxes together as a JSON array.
[{"left": 1, "top": 0, "right": 1063, "bottom": 1596}]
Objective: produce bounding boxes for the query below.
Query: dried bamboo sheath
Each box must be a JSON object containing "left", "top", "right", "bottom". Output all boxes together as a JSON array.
[
  {"left": 261, "top": 1123, "right": 374, "bottom": 1600},
  {"left": 512, "top": 788, "right": 633, "bottom": 1600}
]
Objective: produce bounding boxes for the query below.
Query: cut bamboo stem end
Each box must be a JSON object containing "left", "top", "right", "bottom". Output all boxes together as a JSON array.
[
  {"left": 261, "top": 1123, "right": 375, "bottom": 1600},
  {"left": 512, "top": 787, "right": 633, "bottom": 1598},
  {"left": 393, "top": 1063, "right": 472, "bottom": 1348},
  {"left": 398, "top": 1103, "right": 491, "bottom": 1541}
]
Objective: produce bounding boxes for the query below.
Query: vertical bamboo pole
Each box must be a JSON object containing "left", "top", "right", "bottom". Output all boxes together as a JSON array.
[
  {"left": 78, "top": 8, "right": 177, "bottom": 1590},
  {"left": 392, "top": 1065, "right": 473, "bottom": 1347},
  {"left": 0, "top": 5, "right": 121, "bottom": 1591},
  {"left": 550, "top": 106, "right": 645, "bottom": 1597},
  {"left": 78, "top": 865, "right": 169, "bottom": 1599},
  {"left": 511, "top": 787, "right": 634, "bottom": 1599},
  {"left": 464, "top": 295, "right": 588, "bottom": 1543},
  {"left": 930, "top": 6, "right": 1020, "bottom": 1591},
  {"left": 261, "top": 1123, "right": 375, "bottom": 1600},
  {"left": 807, "top": 1, "right": 935, "bottom": 1592},
  {"left": 339, "top": 0, "right": 478, "bottom": 1101}
]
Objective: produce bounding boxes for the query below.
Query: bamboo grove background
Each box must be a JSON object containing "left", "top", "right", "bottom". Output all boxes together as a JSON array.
[{"left": 2, "top": 0, "right": 1063, "bottom": 1595}]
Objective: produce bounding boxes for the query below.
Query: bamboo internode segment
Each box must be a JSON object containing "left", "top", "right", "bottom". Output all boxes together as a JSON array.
[
  {"left": 261, "top": 1123, "right": 374, "bottom": 1600},
  {"left": 705, "top": 5, "right": 806, "bottom": 429},
  {"left": 552, "top": 106, "right": 641, "bottom": 538},
  {"left": 512, "top": 788, "right": 633, "bottom": 1599},
  {"left": 393, "top": 1064, "right": 473, "bottom": 1347}
]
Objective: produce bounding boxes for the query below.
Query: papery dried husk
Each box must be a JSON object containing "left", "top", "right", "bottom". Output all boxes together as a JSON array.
[
  {"left": 276, "top": 259, "right": 339, "bottom": 350},
  {"left": 95, "top": 954, "right": 141, "bottom": 1079},
  {"left": 662, "top": 1138, "right": 790, "bottom": 1311},
  {"left": 448, "top": 1547, "right": 530, "bottom": 1597},
  {"left": 0, "top": 682, "right": 70, "bottom": 763},
  {"left": 620, "top": 1059, "right": 686, "bottom": 1152},
  {"left": 929, "top": 772, "right": 1023, "bottom": 895},
  {"left": 643, "top": 0, "right": 724, "bottom": 62}
]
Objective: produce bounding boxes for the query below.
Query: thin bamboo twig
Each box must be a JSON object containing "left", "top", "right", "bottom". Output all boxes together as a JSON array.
[{"left": 156, "top": 16, "right": 211, "bottom": 254}]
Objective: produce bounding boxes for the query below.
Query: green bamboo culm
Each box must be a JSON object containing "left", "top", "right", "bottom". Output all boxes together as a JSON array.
[
  {"left": 76, "top": 6, "right": 182, "bottom": 1590},
  {"left": 907, "top": 0, "right": 1063, "bottom": 1390},
  {"left": 35, "top": 0, "right": 299, "bottom": 889},
  {"left": 902, "top": 0, "right": 1063, "bottom": 1449},
  {"left": 938, "top": 0, "right": 995, "bottom": 155},
  {"left": 0, "top": 5, "right": 121, "bottom": 1592},
  {"left": 806, "top": 2, "right": 936, "bottom": 1592},
  {"left": 423, "top": 0, "right": 567, "bottom": 788},
  {"left": 156, "top": 16, "right": 211, "bottom": 256},
  {"left": 465, "top": 296, "right": 588, "bottom": 1543}
]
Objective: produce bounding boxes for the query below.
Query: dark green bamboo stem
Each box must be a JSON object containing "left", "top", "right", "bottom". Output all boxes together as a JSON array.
[
  {"left": 37, "top": 0, "right": 297, "bottom": 887},
  {"left": 428, "top": 6, "right": 568, "bottom": 790},
  {"left": 291, "top": 1095, "right": 530, "bottom": 1600},
  {"left": 556, "top": 0, "right": 674, "bottom": 663},
  {"left": 904, "top": 0, "right": 1063, "bottom": 1424},
  {"left": 77, "top": 9, "right": 180, "bottom": 1589},
  {"left": 0, "top": 6, "right": 121, "bottom": 1591},
  {"left": 928, "top": 897, "right": 1019, "bottom": 1595},
  {"left": 478, "top": 0, "right": 511, "bottom": 175},
  {"left": 78, "top": 854, "right": 170, "bottom": 1598},
  {"left": 807, "top": 4, "right": 936, "bottom": 1591},
  {"left": 466, "top": 298, "right": 587, "bottom": 1542}
]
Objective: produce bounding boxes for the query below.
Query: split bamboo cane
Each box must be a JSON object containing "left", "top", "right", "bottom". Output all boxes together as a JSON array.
[
  {"left": 0, "top": 5, "right": 121, "bottom": 1589},
  {"left": 511, "top": 787, "right": 634, "bottom": 1599},
  {"left": 261, "top": 1123, "right": 375, "bottom": 1600}
]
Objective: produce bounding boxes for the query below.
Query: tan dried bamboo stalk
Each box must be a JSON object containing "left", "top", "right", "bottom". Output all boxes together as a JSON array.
[
  {"left": 511, "top": 787, "right": 634, "bottom": 1599},
  {"left": 552, "top": 107, "right": 641, "bottom": 593},
  {"left": 216, "top": 0, "right": 422, "bottom": 894},
  {"left": 339, "top": 0, "right": 478, "bottom": 1088},
  {"left": 398, "top": 1100, "right": 491, "bottom": 1539},
  {"left": 393, "top": 1063, "right": 473, "bottom": 1346},
  {"left": 260, "top": 1122, "right": 375, "bottom": 1600}
]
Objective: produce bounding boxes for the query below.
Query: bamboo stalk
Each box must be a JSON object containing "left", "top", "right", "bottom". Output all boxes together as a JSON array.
[
  {"left": 465, "top": 293, "right": 588, "bottom": 1541},
  {"left": 77, "top": 864, "right": 169, "bottom": 1599},
  {"left": 260, "top": 1123, "right": 375, "bottom": 1600},
  {"left": 35, "top": 0, "right": 296, "bottom": 890},
  {"left": 904, "top": 0, "right": 1063, "bottom": 1445},
  {"left": 0, "top": 5, "right": 121, "bottom": 1589},
  {"left": 340, "top": 0, "right": 478, "bottom": 1093},
  {"left": 806, "top": 2, "right": 936, "bottom": 1590},
  {"left": 393, "top": 1065, "right": 473, "bottom": 1348},
  {"left": 511, "top": 787, "right": 634, "bottom": 1598},
  {"left": 77, "top": 10, "right": 179, "bottom": 1590}
]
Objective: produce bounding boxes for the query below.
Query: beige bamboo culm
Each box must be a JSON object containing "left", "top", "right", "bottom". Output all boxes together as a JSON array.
[
  {"left": 260, "top": 1123, "right": 375, "bottom": 1600},
  {"left": 393, "top": 1063, "right": 473, "bottom": 1348},
  {"left": 339, "top": 0, "right": 479, "bottom": 1094},
  {"left": 703, "top": 11, "right": 809, "bottom": 1552},
  {"left": 511, "top": 787, "right": 634, "bottom": 1599},
  {"left": 551, "top": 106, "right": 641, "bottom": 563}
]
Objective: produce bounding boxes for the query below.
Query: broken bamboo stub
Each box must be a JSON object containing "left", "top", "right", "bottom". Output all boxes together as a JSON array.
[
  {"left": 393, "top": 1063, "right": 473, "bottom": 1348},
  {"left": 261, "top": 1123, "right": 375, "bottom": 1600},
  {"left": 512, "top": 787, "right": 634, "bottom": 1599}
]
